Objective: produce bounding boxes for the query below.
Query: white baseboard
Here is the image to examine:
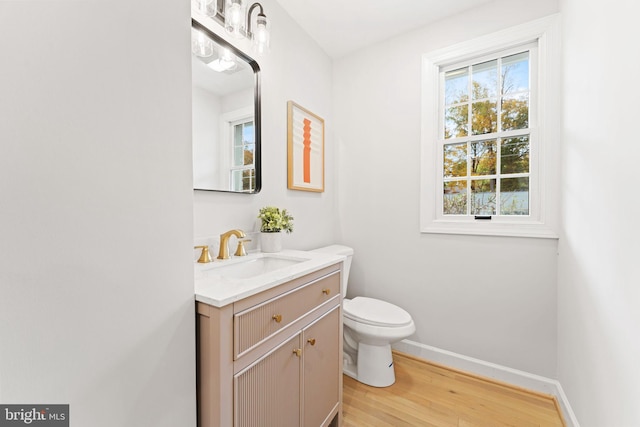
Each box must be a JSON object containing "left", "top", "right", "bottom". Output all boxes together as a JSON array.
[{"left": 392, "top": 339, "right": 580, "bottom": 427}]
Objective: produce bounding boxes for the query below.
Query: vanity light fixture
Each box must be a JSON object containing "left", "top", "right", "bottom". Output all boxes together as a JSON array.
[
  {"left": 247, "top": 2, "right": 270, "bottom": 55},
  {"left": 221, "top": 0, "right": 270, "bottom": 55}
]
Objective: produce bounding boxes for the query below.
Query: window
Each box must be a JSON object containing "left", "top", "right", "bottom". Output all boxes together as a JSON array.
[
  {"left": 229, "top": 118, "right": 256, "bottom": 192},
  {"left": 443, "top": 48, "right": 533, "bottom": 217},
  {"left": 420, "top": 16, "right": 560, "bottom": 238}
]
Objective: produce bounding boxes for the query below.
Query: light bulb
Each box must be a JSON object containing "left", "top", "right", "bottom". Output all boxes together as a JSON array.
[
  {"left": 252, "top": 14, "right": 270, "bottom": 55},
  {"left": 225, "top": 0, "right": 244, "bottom": 38}
]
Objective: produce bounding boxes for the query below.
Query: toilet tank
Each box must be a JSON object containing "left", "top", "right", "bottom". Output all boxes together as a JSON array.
[{"left": 311, "top": 245, "right": 353, "bottom": 297}]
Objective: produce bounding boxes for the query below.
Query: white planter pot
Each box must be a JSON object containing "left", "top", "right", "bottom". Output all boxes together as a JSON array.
[{"left": 261, "top": 232, "right": 282, "bottom": 253}]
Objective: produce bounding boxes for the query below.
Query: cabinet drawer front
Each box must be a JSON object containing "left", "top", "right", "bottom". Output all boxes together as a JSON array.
[{"left": 234, "top": 271, "right": 340, "bottom": 359}]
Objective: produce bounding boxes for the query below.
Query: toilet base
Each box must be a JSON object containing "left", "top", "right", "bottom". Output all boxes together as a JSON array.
[{"left": 343, "top": 343, "right": 396, "bottom": 387}]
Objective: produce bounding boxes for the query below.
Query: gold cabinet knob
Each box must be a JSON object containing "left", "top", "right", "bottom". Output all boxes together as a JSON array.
[
  {"left": 293, "top": 348, "right": 302, "bottom": 357},
  {"left": 322, "top": 288, "right": 331, "bottom": 295},
  {"left": 272, "top": 314, "right": 283, "bottom": 323},
  {"left": 307, "top": 338, "right": 316, "bottom": 346}
]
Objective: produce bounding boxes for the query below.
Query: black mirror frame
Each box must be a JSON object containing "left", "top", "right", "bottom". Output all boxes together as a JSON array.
[{"left": 192, "top": 18, "right": 262, "bottom": 194}]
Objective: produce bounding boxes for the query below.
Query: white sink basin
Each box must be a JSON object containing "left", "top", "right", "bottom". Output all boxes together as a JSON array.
[
  {"left": 209, "top": 256, "right": 305, "bottom": 279},
  {"left": 196, "top": 253, "right": 309, "bottom": 280}
]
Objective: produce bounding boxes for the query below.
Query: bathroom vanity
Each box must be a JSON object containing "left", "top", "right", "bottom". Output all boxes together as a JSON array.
[{"left": 195, "top": 251, "right": 344, "bottom": 427}]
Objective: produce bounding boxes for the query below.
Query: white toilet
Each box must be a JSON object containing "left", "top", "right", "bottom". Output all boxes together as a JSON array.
[{"left": 312, "top": 245, "right": 415, "bottom": 387}]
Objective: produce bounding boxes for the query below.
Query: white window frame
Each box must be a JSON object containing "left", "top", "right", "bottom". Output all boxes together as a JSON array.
[
  {"left": 229, "top": 117, "right": 256, "bottom": 192},
  {"left": 219, "top": 106, "right": 254, "bottom": 191},
  {"left": 420, "top": 15, "right": 560, "bottom": 239}
]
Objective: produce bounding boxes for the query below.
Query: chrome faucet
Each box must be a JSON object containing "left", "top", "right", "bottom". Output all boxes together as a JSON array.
[{"left": 217, "top": 229, "right": 246, "bottom": 260}]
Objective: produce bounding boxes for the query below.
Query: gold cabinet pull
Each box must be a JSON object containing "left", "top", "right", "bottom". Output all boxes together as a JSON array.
[
  {"left": 272, "top": 314, "right": 282, "bottom": 323},
  {"left": 322, "top": 288, "right": 331, "bottom": 295},
  {"left": 307, "top": 338, "right": 316, "bottom": 346},
  {"left": 293, "top": 348, "right": 302, "bottom": 357}
]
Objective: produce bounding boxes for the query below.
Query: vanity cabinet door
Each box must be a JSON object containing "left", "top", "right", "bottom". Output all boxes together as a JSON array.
[
  {"left": 303, "top": 306, "right": 341, "bottom": 427},
  {"left": 234, "top": 333, "right": 302, "bottom": 427}
]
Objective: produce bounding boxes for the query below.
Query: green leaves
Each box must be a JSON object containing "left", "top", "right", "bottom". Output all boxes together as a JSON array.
[{"left": 258, "top": 206, "right": 294, "bottom": 233}]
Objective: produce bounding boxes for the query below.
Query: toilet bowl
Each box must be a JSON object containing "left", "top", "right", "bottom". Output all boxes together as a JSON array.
[{"left": 312, "top": 245, "right": 416, "bottom": 387}]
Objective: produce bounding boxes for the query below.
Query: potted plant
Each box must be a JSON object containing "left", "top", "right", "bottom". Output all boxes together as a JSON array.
[{"left": 258, "top": 206, "right": 294, "bottom": 252}]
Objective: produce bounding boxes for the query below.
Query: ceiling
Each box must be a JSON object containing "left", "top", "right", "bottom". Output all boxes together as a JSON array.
[{"left": 274, "top": 0, "right": 495, "bottom": 59}]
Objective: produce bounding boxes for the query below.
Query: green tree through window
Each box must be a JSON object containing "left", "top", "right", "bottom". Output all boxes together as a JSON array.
[{"left": 442, "top": 51, "right": 531, "bottom": 216}]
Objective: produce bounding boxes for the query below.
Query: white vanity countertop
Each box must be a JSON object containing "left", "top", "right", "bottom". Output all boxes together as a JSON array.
[{"left": 194, "top": 250, "right": 344, "bottom": 307}]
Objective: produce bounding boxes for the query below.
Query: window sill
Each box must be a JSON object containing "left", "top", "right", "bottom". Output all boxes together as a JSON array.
[{"left": 421, "top": 219, "right": 558, "bottom": 239}]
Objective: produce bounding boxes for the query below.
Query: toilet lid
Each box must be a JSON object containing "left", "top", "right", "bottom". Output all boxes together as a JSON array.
[{"left": 343, "top": 297, "right": 413, "bottom": 327}]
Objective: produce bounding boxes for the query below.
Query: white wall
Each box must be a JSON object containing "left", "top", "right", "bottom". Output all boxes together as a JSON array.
[
  {"left": 193, "top": 86, "right": 222, "bottom": 187},
  {"left": 559, "top": 0, "right": 640, "bottom": 425},
  {"left": 222, "top": 88, "right": 254, "bottom": 113},
  {"left": 193, "top": 0, "right": 338, "bottom": 253},
  {"left": 0, "top": 1, "right": 195, "bottom": 426},
  {"left": 333, "top": 0, "right": 560, "bottom": 377}
]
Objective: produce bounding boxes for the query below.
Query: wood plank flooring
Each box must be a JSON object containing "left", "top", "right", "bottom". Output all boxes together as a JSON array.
[{"left": 342, "top": 352, "right": 564, "bottom": 427}]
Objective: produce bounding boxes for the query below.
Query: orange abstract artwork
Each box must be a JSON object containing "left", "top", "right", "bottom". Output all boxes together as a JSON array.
[{"left": 287, "top": 101, "right": 324, "bottom": 192}]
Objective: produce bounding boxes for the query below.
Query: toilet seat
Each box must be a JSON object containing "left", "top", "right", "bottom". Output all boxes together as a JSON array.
[{"left": 343, "top": 297, "right": 413, "bottom": 327}]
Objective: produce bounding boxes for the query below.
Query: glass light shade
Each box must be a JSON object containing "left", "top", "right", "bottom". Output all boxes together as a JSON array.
[
  {"left": 252, "top": 15, "right": 270, "bottom": 55},
  {"left": 225, "top": 0, "right": 245, "bottom": 38},
  {"left": 191, "top": 28, "right": 214, "bottom": 57},
  {"left": 192, "top": 0, "right": 216, "bottom": 17}
]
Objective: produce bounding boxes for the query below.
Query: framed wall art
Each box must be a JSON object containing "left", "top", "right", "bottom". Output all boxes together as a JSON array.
[{"left": 287, "top": 101, "right": 325, "bottom": 192}]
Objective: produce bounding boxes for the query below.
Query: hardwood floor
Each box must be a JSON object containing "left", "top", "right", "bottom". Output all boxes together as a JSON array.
[{"left": 342, "top": 352, "right": 565, "bottom": 427}]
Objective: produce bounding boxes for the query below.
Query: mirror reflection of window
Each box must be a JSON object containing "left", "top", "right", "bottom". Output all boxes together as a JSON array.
[{"left": 230, "top": 119, "right": 255, "bottom": 192}]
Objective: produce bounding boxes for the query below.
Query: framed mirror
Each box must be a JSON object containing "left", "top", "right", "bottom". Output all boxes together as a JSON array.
[{"left": 191, "top": 18, "right": 261, "bottom": 193}]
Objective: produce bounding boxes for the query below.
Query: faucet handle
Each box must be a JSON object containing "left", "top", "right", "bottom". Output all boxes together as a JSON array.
[
  {"left": 234, "top": 239, "right": 251, "bottom": 257},
  {"left": 194, "top": 245, "right": 213, "bottom": 263}
]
